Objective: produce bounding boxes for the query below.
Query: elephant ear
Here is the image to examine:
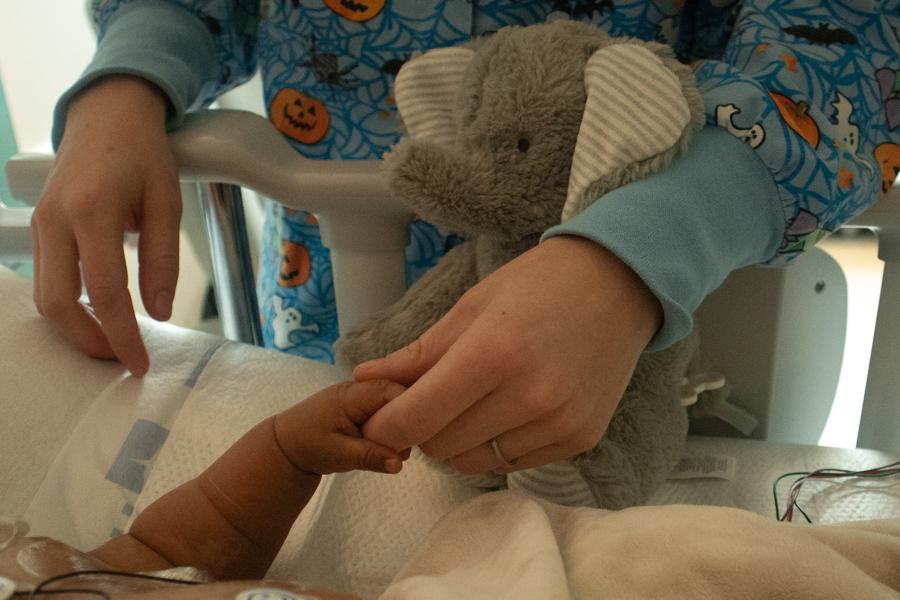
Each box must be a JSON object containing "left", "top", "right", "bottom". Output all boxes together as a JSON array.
[
  {"left": 393, "top": 46, "right": 476, "bottom": 146},
  {"left": 562, "top": 42, "right": 701, "bottom": 222}
]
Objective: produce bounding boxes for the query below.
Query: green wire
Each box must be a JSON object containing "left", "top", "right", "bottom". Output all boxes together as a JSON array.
[
  {"left": 772, "top": 471, "right": 809, "bottom": 521},
  {"left": 772, "top": 460, "right": 900, "bottom": 521}
]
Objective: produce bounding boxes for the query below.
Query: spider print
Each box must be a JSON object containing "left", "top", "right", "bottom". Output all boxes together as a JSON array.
[{"left": 297, "top": 34, "right": 359, "bottom": 98}]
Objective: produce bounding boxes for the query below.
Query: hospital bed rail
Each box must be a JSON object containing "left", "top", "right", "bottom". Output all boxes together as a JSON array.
[{"left": 5, "top": 109, "right": 415, "bottom": 345}]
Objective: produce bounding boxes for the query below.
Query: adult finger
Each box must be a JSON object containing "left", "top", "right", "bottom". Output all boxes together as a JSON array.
[
  {"left": 33, "top": 211, "right": 117, "bottom": 360},
  {"left": 76, "top": 220, "right": 149, "bottom": 377},
  {"left": 352, "top": 290, "right": 478, "bottom": 386},
  {"left": 138, "top": 172, "right": 182, "bottom": 322},
  {"left": 360, "top": 325, "right": 504, "bottom": 452},
  {"left": 447, "top": 402, "right": 611, "bottom": 475},
  {"left": 416, "top": 373, "right": 569, "bottom": 459},
  {"left": 487, "top": 440, "right": 586, "bottom": 475},
  {"left": 31, "top": 211, "right": 43, "bottom": 313},
  {"left": 453, "top": 439, "right": 582, "bottom": 476},
  {"left": 332, "top": 379, "right": 408, "bottom": 427}
]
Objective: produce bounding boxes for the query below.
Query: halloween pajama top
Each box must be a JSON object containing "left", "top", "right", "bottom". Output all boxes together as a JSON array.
[{"left": 55, "top": 0, "right": 900, "bottom": 361}]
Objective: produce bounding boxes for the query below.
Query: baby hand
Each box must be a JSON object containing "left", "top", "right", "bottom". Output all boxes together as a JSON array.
[{"left": 274, "top": 380, "right": 410, "bottom": 476}]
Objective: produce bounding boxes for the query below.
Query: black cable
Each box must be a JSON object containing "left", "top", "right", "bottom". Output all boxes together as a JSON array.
[{"left": 13, "top": 569, "right": 202, "bottom": 599}]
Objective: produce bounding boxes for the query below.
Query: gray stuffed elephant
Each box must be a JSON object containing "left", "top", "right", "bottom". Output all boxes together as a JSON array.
[{"left": 336, "top": 19, "right": 707, "bottom": 510}]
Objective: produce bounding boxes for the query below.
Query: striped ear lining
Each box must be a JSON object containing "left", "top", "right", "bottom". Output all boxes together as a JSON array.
[
  {"left": 393, "top": 46, "right": 476, "bottom": 146},
  {"left": 562, "top": 44, "right": 690, "bottom": 222},
  {"left": 507, "top": 460, "right": 599, "bottom": 508}
]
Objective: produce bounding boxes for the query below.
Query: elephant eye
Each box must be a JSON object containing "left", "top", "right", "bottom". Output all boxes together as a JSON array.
[{"left": 517, "top": 137, "right": 530, "bottom": 153}]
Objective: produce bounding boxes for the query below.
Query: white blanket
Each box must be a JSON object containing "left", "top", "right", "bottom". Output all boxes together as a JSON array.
[
  {"left": 5, "top": 263, "right": 900, "bottom": 599},
  {"left": 380, "top": 491, "right": 900, "bottom": 600},
  {"left": 130, "top": 308, "right": 900, "bottom": 598},
  {"left": 130, "top": 354, "right": 484, "bottom": 597}
]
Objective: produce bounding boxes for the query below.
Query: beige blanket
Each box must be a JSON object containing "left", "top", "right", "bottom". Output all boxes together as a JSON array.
[{"left": 381, "top": 490, "right": 900, "bottom": 600}]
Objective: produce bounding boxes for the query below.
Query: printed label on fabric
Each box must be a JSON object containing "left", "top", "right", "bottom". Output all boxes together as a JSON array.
[{"left": 668, "top": 454, "right": 737, "bottom": 481}]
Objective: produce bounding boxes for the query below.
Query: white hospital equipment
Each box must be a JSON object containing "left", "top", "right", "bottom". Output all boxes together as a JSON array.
[{"left": 4, "top": 107, "right": 900, "bottom": 449}]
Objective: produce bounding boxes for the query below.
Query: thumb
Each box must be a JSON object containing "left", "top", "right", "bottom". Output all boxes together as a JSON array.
[
  {"left": 353, "top": 306, "right": 473, "bottom": 386},
  {"left": 338, "top": 437, "right": 405, "bottom": 474}
]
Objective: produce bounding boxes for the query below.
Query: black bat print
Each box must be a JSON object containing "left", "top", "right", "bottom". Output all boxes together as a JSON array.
[
  {"left": 381, "top": 57, "right": 410, "bottom": 77},
  {"left": 784, "top": 23, "right": 858, "bottom": 46},
  {"left": 572, "top": 0, "right": 615, "bottom": 19},
  {"left": 551, "top": 0, "right": 572, "bottom": 14},
  {"left": 201, "top": 15, "right": 221, "bottom": 35}
]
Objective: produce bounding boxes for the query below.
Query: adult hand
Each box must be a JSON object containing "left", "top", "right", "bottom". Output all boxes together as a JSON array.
[
  {"left": 355, "top": 235, "right": 663, "bottom": 474},
  {"left": 31, "top": 75, "right": 182, "bottom": 377}
]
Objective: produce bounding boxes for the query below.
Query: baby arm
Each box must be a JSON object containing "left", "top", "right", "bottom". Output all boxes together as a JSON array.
[{"left": 89, "top": 380, "right": 407, "bottom": 579}]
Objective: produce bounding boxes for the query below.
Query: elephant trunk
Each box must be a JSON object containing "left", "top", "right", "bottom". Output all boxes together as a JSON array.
[{"left": 384, "top": 137, "right": 539, "bottom": 238}]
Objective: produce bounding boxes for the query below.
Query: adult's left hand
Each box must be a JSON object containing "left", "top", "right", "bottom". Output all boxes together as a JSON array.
[{"left": 355, "top": 235, "right": 663, "bottom": 474}]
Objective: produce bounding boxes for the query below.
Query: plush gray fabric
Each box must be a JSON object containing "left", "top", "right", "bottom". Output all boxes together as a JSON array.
[{"left": 336, "top": 21, "right": 706, "bottom": 509}]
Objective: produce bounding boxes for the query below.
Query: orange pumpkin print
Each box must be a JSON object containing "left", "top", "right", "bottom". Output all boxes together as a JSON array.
[
  {"left": 323, "top": 0, "right": 385, "bottom": 21},
  {"left": 270, "top": 88, "right": 330, "bottom": 145},
  {"left": 875, "top": 143, "right": 900, "bottom": 195},
  {"left": 278, "top": 239, "right": 312, "bottom": 288},
  {"left": 768, "top": 91, "right": 820, "bottom": 149},
  {"left": 283, "top": 209, "right": 317, "bottom": 225}
]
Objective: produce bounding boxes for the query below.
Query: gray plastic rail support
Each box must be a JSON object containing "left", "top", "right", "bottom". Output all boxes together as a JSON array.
[
  {"left": 846, "top": 189, "right": 900, "bottom": 453},
  {"left": 6, "top": 109, "right": 413, "bottom": 342}
]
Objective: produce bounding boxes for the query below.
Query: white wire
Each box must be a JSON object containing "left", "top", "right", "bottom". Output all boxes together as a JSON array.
[{"left": 793, "top": 474, "right": 900, "bottom": 493}]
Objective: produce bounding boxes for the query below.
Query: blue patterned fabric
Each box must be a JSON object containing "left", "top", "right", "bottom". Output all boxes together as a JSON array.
[
  {"left": 699, "top": 2, "right": 900, "bottom": 257},
  {"left": 85, "top": 0, "right": 900, "bottom": 361}
]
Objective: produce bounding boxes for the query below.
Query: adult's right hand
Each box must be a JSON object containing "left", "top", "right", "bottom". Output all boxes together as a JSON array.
[{"left": 31, "top": 74, "right": 182, "bottom": 377}]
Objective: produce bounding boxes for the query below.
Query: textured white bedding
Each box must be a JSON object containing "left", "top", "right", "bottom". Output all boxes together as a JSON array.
[{"left": 3, "top": 264, "right": 900, "bottom": 600}]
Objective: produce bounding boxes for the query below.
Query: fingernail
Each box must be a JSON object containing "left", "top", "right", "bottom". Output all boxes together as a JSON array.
[
  {"left": 155, "top": 291, "right": 174, "bottom": 320},
  {"left": 353, "top": 359, "right": 380, "bottom": 379},
  {"left": 385, "top": 458, "right": 402, "bottom": 474}
]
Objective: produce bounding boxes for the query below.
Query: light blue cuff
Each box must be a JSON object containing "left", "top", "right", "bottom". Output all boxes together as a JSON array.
[
  {"left": 542, "top": 126, "right": 783, "bottom": 351},
  {"left": 52, "top": 0, "right": 218, "bottom": 150}
]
